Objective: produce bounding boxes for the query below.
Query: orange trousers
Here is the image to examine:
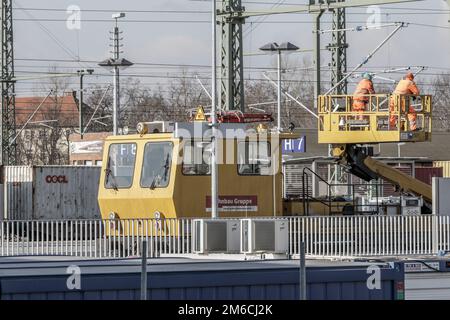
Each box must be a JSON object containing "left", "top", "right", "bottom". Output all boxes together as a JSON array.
[
  {"left": 389, "top": 98, "right": 417, "bottom": 131},
  {"left": 352, "top": 100, "right": 367, "bottom": 120}
]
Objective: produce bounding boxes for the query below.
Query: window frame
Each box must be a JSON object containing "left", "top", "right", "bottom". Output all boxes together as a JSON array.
[
  {"left": 237, "top": 140, "right": 272, "bottom": 176},
  {"left": 104, "top": 143, "right": 137, "bottom": 190},
  {"left": 139, "top": 141, "right": 174, "bottom": 189},
  {"left": 181, "top": 139, "right": 212, "bottom": 176}
]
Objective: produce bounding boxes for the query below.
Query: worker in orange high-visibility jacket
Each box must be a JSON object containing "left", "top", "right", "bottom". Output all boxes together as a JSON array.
[
  {"left": 352, "top": 72, "right": 375, "bottom": 115},
  {"left": 389, "top": 72, "right": 419, "bottom": 131}
]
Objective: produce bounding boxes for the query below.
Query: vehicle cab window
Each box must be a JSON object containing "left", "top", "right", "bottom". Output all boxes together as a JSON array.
[
  {"left": 140, "top": 142, "right": 173, "bottom": 188},
  {"left": 238, "top": 141, "right": 271, "bottom": 175},
  {"left": 105, "top": 143, "right": 137, "bottom": 189},
  {"left": 182, "top": 140, "right": 211, "bottom": 175}
]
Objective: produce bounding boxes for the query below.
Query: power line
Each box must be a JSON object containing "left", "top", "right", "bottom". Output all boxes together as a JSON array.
[
  {"left": 13, "top": 6, "right": 450, "bottom": 13},
  {"left": 11, "top": 18, "right": 450, "bottom": 23}
]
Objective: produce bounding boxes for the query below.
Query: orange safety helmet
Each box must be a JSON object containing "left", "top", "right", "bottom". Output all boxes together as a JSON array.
[{"left": 405, "top": 72, "right": 414, "bottom": 80}]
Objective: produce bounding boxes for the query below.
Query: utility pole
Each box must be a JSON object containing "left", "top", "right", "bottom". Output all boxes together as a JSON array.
[
  {"left": 0, "top": 0, "right": 16, "bottom": 165},
  {"left": 312, "top": 8, "right": 324, "bottom": 109},
  {"left": 211, "top": 0, "right": 219, "bottom": 218},
  {"left": 277, "top": 50, "right": 282, "bottom": 130},
  {"left": 219, "top": 0, "right": 245, "bottom": 111},
  {"left": 112, "top": 14, "right": 122, "bottom": 136},
  {"left": 77, "top": 69, "right": 94, "bottom": 139}
]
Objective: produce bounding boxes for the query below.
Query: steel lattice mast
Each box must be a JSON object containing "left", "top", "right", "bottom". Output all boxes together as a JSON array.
[
  {"left": 0, "top": 0, "right": 16, "bottom": 165},
  {"left": 329, "top": 2, "right": 348, "bottom": 94},
  {"left": 219, "top": 0, "right": 245, "bottom": 111}
]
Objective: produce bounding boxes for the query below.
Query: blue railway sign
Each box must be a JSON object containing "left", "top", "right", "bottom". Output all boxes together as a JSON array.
[{"left": 282, "top": 137, "right": 306, "bottom": 153}]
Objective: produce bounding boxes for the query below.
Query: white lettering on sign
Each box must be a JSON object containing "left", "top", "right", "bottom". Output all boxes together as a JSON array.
[
  {"left": 282, "top": 137, "right": 306, "bottom": 153},
  {"left": 284, "top": 139, "right": 292, "bottom": 151},
  {"left": 206, "top": 196, "right": 258, "bottom": 212}
]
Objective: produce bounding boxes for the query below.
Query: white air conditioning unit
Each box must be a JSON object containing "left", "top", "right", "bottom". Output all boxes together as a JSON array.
[
  {"left": 401, "top": 196, "right": 423, "bottom": 215},
  {"left": 192, "top": 219, "right": 241, "bottom": 254},
  {"left": 240, "top": 219, "right": 288, "bottom": 254}
]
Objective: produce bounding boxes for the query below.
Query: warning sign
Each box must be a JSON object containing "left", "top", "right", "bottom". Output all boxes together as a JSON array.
[
  {"left": 206, "top": 196, "right": 258, "bottom": 212},
  {"left": 194, "top": 106, "right": 207, "bottom": 121}
]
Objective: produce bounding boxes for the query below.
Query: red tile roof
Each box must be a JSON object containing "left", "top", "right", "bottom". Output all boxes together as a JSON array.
[{"left": 15, "top": 93, "right": 80, "bottom": 127}]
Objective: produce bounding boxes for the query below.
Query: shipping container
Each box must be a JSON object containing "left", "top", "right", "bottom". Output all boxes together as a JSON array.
[
  {"left": 404, "top": 260, "right": 450, "bottom": 300},
  {"left": 4, "top": 166, "right": 101, "bottom": 220},
  {"left": 4, "top": 166, "right": 33, "bottom": 220},
  {"left": 415, "top": 167, "right": 443, "bottom": 185},
  {"left": 0, "top": 257, "right": 404, "bottom": 300},
  {"left": 434, "top": 161, "right": 450, "bottom": 178}
]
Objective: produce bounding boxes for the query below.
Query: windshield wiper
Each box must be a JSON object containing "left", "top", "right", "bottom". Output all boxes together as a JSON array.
[
  {"left": 149, "top": 174, "right": 161, "bottom": 190},
  {"left": 105, "top": 157, "right": 119, "bottom": 191},
  {"left": 149, "top": 154, "right": 171, "bottom": 190}
]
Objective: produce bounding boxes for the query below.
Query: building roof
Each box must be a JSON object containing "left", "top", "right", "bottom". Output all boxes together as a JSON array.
[
  {"left": 15, "top": 92, "right": 81, "bottom": 127},
  {"left": 286, "top": 128, "right": 450, "bottom": 162}
]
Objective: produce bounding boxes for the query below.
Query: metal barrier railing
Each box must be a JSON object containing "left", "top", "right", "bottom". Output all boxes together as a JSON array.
[
  {"left": 0, "top": 219, "right": 193, "bottom": 258},
  {"left": 288, "top": 215, "right": 448, "bottom": 257},
  {"left": 1, "top": 216, "right": 449, "bottom": 258}
]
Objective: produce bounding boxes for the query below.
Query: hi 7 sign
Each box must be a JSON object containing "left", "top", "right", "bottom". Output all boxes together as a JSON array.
[{"left": 282, "top": 137, "right": 306, "bottom": 153}]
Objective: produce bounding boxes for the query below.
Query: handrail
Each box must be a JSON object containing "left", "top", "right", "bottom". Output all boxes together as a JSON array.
[
  {"left": 319, "top": 94, "right": 432, "bottom": 115},
  {"left": 302, "top": 166, "right": 401, "bottom": 216},
  {"left": 303, "top": 167, "right": 332, "bottom": 216}
]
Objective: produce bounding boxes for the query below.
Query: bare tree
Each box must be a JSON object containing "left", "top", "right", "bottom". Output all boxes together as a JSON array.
[
  {"left": 121, "top": 78, "right": 167, "bottom": 129},
  {"left": 430, "top": 72, "right": 450, "bottom": 131},
  {"left": 85, "top": 85, "right": 113, "bottom": 133},
  {"left": 167, "top": 69, "right": 210, "bottom": 120}
]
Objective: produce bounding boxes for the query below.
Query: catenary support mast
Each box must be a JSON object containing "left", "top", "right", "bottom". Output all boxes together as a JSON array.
[{"left": 0, "top": 0, "right": 16, "bottom": 165}]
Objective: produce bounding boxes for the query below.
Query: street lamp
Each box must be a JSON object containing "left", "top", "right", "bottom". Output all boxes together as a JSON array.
[
  {"left": 98, "top": 13, "right": 134, "bottom": 136},
  {"left": 260, "top": 42, "right": 299, "bottom": 132}
]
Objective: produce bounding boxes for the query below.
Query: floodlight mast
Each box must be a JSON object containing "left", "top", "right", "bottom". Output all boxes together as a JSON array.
[{"left": 98, "top": 13, "right": 133, "bottom": 136}]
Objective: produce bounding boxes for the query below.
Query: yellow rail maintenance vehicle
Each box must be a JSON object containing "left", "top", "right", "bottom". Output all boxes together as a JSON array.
[
  {"left": 318, "top": 93, "right": 433, "bottom": 204},
  {"left": 98, "top": 108, "right": 298, "bottom": 222},
  {"left": 98, "top": 92, "right": 434, "bottom": 228}
]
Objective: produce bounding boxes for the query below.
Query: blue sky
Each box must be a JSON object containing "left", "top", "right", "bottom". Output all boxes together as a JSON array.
[{"left": 11, "top": 0, "right": 450, "bottom": 96}]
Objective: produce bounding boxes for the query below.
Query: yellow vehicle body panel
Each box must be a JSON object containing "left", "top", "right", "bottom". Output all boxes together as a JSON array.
[{"left": 98, "top": 132, "right": 295, "bottom": 220}]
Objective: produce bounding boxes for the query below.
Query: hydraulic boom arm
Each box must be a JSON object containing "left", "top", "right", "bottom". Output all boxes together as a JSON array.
[
  {"left": 363, "top": 156, "right": 432, "bottom": 202},
  {"left": 334, "top": 144, "right": 432, "bottom": 203}
]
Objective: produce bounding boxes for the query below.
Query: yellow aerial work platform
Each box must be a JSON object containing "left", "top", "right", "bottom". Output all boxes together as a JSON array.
[{"left": 318, "top": 94, "right": 432, "bottom": 144}]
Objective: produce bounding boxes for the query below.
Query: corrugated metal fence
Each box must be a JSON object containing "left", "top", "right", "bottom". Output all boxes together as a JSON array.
[{"left": 1, "top": 216, "right": 449, "bottom": 258}]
